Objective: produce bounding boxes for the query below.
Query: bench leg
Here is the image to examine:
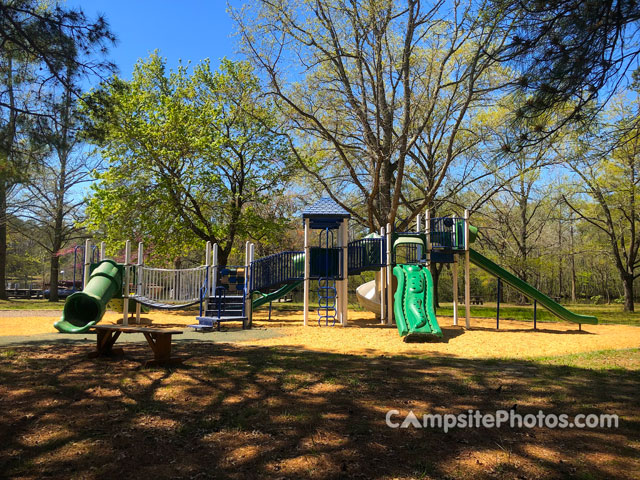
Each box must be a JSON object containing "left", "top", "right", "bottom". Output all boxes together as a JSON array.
[
  {"left": 142, "top": 333, "right": 182, "bottom": 368},
  {"left": 89, "top": 330, "right": 123, "bottom": 358}
]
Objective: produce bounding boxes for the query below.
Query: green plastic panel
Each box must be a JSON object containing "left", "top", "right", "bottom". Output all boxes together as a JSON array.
[{"left": 393, "top": 264, "right": 442, "bottom": 340}]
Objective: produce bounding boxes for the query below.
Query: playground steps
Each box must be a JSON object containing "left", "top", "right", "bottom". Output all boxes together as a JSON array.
[{"left": 189, "top": 295, "right": 248, "bottom": 331}]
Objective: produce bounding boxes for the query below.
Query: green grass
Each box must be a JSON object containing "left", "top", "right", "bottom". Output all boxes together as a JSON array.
[
  {"left": 531, "top": 348, "right": 640, "bottom": 370},
  {"left": 268, "top": 299, "right": 640, "bottom": 326},
  {"left": 0, "top": 299, "right": 64, "bottom": 310},
  {"left": 435, "top": 302, "right": 640, "bottom": 326}
]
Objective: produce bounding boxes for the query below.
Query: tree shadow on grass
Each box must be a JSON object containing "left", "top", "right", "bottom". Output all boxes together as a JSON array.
[{"left": 0, "top": 343, "right": 638, "bottom": 479}]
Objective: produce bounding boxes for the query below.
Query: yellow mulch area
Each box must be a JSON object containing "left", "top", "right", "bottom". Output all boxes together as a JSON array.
[
  {"left": 246, "top": 310, "right": 640, "bottom": 359},
  {"left": 1, "top": 307, "right": 640, "bottom": 359},
  {"left": 0, "top": 310, "right": 191, "bottom": 336}
]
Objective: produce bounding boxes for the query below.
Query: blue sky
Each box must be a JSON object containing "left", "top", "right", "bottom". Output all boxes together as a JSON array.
[{"left": 69, "top": 1, "right": 242, "bottom": 80}]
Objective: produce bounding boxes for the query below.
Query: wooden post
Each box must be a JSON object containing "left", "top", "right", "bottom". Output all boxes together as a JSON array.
[
  {"left": 425, "top": 211, "right": 431, "bottom": 266},
  {"left": 337, "top": 222, "right": 344, "bottom": 326},
  {"left": 123, "top": 240, "right": 131, "bottom": 326},
  {"left": 416, "top": 214, "right": 422, "bottom": 262},
  {"left": 83, "top": 239, "right": 91, "bottom": 289},
  {"left": 496, "top": 278, "right": 502, "bottom": 330},
  {"left": 244, "top": 241, "right": 251, "bottom": 328},
  {"left": 452, "top": 254, "right": 459, "bottom": 326},
  {"left": 342, "top": 218, "right": 349, "bottom": 327},
  {"left": 100, "top": 241, "right": 106, "bottom": 261},
  {"left": 380, "top": 226, "right": 386, "bottom": 324},
  {"left": 386, "top": 222, "right": 393, "bottom": 325},
  {"left": 303, "top": 218, "right": 310, "bottom": 326},
  {"left": 246, "top": 243, "right": 254, "bottom": 329},
  {"left": 212, "top": 243, "right": 218, "bottom": 299},
  {"left": 464, "top": 209, "right": 471, "bottom": 328},
  {"left": 136, "top": 242, "right": 143, "bottom": 324},
  {"left": 204, "top": 241, "right": 211, "bottom": 316}
]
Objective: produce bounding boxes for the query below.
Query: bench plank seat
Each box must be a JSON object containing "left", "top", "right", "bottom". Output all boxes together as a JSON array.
[{"left": 90, "top": 325, "right": 184, "bottom": 367}]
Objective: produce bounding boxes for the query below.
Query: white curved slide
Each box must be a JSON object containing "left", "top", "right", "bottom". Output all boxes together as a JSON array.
[{"left": 356, "top": 279, "right": 382, "bottom": 315}]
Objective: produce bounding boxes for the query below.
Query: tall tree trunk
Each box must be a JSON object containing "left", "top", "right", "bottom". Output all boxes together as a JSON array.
[
  {"left": 517, "top": 177, "right": 529, "bottom": 304},
  {"left": 622, "top": 272, "right": 635, "bottom": 312},
  {"left": 557, "top": 220, "right": 563, "bottom": 298},
  {"left": 217, "top": 244, "right": 231, "bottom": 269},
  {"left": 49, "top": 81, "right": 70, "bottom": 302},
  {"left": 379, "top": 159, "right": 393, "bottom": 228},
  {"left": 570, "top": 221, "right": 577, "bottom": 302},
  {"left": 49, "top": 254, "right": 59, "bottom": 302},
  {"left": 0, "top": 183, "right": 7, "bottom": 300},
  {"left": 0, "top": 55, "right": 17, "bottom": 301}
]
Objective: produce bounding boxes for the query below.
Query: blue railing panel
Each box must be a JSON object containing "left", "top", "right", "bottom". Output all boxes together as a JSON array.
[
  {"left": 251, "top": 251, "right": 304, "bottom": 292},
  {"left": 309, "top": 247, "right": 343, "bottom": 279},
  {"left": 391, "top": 243, "right": 420, "bottom": 264},
  {"left": 430, "top": 217, "right": 464, "bottom": 249},
  {"left": 348, "top": 237, "right": 386, "bottom": 273}
]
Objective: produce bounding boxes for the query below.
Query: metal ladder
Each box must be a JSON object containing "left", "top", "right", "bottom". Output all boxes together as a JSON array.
[{"left": 317, "top": 228, "right": 337, "bottom": 326}]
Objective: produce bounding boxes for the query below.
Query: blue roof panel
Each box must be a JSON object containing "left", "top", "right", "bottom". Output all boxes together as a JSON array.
[{"left": 302, "top": 197, "right": 351, "bottom": 219}]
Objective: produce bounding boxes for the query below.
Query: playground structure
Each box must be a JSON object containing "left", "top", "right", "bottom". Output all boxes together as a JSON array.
[
  {"left": 55, "top": 197, "right": 597, "bottom": 337},
  {"left": 6, "top": 244, "right": 100, "bottom": 300}
]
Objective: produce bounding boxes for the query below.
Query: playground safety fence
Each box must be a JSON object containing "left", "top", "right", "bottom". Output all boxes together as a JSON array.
[
  {"left": 135, "top": 265, "right": 208, "bottom": 304},
  {"left": 429, "top": 217, "right": 464, "bottom": 249},
  {"left": 251, "top": 251, "right": 304, "bottom": 292},
  {"left": 348, "top": 237, "right": 386, "bottom": 274}
]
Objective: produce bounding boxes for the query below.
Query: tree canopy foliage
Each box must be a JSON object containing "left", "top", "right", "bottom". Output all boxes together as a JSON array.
[
  {"left": 233, "top": 0, "right": 520, "bottom": 231},
  {"left": 490, "top": 0, "right": 640, "bottom": 148},
  {"left": 83, "top": 55, "right": 296, "bottom": 266}
]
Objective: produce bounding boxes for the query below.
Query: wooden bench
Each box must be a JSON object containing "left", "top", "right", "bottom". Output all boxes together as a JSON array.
[{"left": 90, "top": 325, "right": 184, "bottom": 368}]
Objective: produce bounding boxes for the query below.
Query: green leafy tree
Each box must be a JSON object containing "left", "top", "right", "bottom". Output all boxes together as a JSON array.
[
  {"left": 83, "top": 55, "right": 296, "bottom": 266},
  {"left": 15, "top": 64, "right": 98, "bottom": 301},
  {"left": 563, "top": 93, "right": 640, "bottom": 311},
  {"left": 0, "top": 0, "right": 114, "bottom": 298}
]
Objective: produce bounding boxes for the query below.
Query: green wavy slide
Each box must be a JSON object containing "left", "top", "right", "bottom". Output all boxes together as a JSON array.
[
  {"left": 393, "top": 264, "right": 443, "bottom": 341},
  {"left": 469, "top": 248, "right": 597, "bottom": 325}
]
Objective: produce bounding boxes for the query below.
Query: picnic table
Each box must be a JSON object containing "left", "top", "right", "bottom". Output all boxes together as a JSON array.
[
  {"left": 471, "top": 296, "right": 484, "bottom": 305},
  {"left": 458, "top": 296, "right": 484, "bottom": 305},
  {"left": 90, "top": 324, "right": 184, "bottom": 367}
]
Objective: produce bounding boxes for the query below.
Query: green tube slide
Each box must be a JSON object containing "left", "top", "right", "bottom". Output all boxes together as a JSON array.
[
  {"left": 54, "top": 260, "right": 123, "bottom": 334},
  {"left": 469, "top": 248, "right": 597, "bottom": 325},
  {"left": 393, "top": 264, "right": 443, "bottom": 341}
]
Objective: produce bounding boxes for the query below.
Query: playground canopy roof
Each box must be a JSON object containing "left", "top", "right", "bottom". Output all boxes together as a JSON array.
[{"left": 302, "top": 197, "right": 350, "bottom": 229}]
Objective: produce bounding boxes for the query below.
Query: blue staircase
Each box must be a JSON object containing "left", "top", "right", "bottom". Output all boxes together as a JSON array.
[{"left": 190, "top": 286, "right": 248, "bottom": 331}]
